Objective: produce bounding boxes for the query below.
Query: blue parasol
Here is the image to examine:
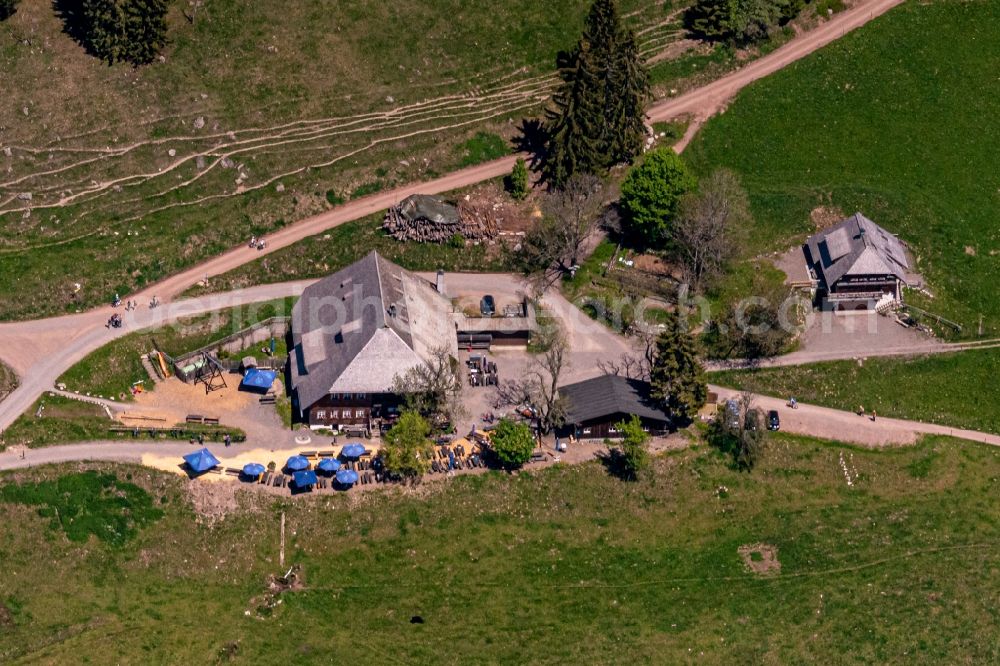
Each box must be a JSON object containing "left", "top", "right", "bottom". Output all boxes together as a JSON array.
[
  {"left": 286, "top": 455, "right": 310, "bottom": 471},
  {"left": 317, "top": 458, "right": 341, "bottom": 473},
  {"left": 242, "top": 462, "right": 266, "bottom": 477},
  {"left": 340, "top": 443, "right": 366, "bottom": 459},
  {"left": 335, "top": 469, "right": 359, "bottom": 486}
]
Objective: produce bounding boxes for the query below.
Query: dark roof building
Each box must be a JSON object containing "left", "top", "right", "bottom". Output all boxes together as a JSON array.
[
  {"left": 803, "top": 212, "right": 911, "bottom": 310},
  {"left": 290, "top": 251, "right": 458, "bottom": 423},
  {"left": 557, "top": 375, "right": 671, "bottom": 440}
]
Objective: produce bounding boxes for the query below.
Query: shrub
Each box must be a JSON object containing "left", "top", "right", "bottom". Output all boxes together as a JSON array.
[
  {"left": 507, "top": 157, "right": 530, "bottom": 200},
  {"left": 489, "top": 419, "right": 536, "bottom": 468}
]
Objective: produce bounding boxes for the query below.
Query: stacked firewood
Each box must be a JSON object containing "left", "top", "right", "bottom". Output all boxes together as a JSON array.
[{"left": 383, "top": 194, "right": 500, "bottom": 243}]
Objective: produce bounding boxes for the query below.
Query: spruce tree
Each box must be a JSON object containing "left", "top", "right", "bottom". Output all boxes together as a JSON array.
[
  {"left": 123, "top": 0, "right": 168, "bottom": 65},
  {"left": 78, "top": 0, "right": 168, "bottom": 65},
  {"left": 606, "top": 30, "right": 650, "bottom": 165},
  {"left": 82, "top": 0, "right": 126, "bottom": 63},
  {"left": 542, "top": 41, "right": 606, "bottom": 187},
  {"left": 541, "top": 0, "right": 649, "bottom": 186},
  {"left": 649, "top": 312, "right": 707, "bottom": 423}
]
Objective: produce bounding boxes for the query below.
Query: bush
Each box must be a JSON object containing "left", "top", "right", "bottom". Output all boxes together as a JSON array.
[
  {"left": 489, "top": 419, "right": 536, "bottom": 468},
  {"left": 614, "top": 415, "right": 650, "bottom": 479},
  {"left": 326, "top": 190, "right": 344, "bottom": 206},
  {"left": 447, "top": 233, "right": 465, "bottom": 249},
  {"left": 507, "top": 157, "right": 530, "bottom": 200}
]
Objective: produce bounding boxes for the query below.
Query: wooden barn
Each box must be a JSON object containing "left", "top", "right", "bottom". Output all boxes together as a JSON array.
[{"left": 556, "top": 375, "right": 671, "bottom": 440}]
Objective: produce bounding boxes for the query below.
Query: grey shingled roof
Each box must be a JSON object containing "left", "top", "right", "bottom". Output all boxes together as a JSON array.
[
  {"left": 559, "top": 375, "right": 671, "bottom": 425},
  {"left": 290, "top": 251, "right": 457, "bottom": 410},
  {"left": 804, "top": 213, "right": 910, "bottom": 288}
]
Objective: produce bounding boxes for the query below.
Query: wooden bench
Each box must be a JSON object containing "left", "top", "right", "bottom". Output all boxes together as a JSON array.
[{"left": 186, "top": 414, "right": 204, "bottom": 424}]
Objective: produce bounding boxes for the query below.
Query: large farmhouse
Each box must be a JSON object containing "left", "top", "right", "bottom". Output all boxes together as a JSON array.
[
  {"left": 803, "top": 213, "right": 912, "bottom": 311},
  {"left": 290, "top": 251, "right": 458, "bottom": 430},
  {"left": 556, "top": 374, "right": 671, "bottom": 440}
]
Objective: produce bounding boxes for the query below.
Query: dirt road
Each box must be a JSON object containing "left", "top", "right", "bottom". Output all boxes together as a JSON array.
[
  {"left": 710, "top": 386, "right": 1000, "bottom": 448},
  {"left": 3, "top": 386, "right": 997, "bottom": 474},
  {"left": 0, "top": 0, "right": 905, "bottom": 431}
]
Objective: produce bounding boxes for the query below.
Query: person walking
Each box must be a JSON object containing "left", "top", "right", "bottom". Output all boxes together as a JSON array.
[
  {"left": 871, "top": 410, "right": 877, "bottom": 422},
  {"left": 859, "top": 405, "right": 865, "bottom": 417}
]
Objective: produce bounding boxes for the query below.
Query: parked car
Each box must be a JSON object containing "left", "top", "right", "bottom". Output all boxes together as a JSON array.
[
  {"left": 480, "top": 294, "right": 496, "bottom": 316},
  {"left": 767, "top": 409, "right": 780, "bottom": 431},
  {"left": 724, "top": 399, "right": 740, "bottom": 429}
]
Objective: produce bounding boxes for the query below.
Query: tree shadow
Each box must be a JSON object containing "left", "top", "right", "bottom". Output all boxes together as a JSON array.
[
  {"left": 512, "top": 118, "right": 547, "bottom": 170},
  {"left": 596, "top": 448, "right": 638, "bottom": 481},
  {"left": 52, "top": 0, "right": 96, "bottom": 58}
]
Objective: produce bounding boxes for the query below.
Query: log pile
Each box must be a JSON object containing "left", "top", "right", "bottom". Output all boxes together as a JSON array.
[{"left": 384, "top": 194, "right": 499, "bottom": 243}]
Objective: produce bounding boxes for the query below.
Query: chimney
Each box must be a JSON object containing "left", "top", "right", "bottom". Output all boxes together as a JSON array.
[{"left": 435, "top": 269, "right": 445, "bottom": 295}]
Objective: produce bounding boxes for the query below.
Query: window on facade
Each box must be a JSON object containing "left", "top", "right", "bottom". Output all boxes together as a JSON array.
[
  {"left": 315, "top": 410, "right": 326, "bottom": 419},
  {"left": 356, "top": 393, "right": 366, "bottom": 400},
  {"left": 582, "top": 428, "right": 592, "bottom": 434},
  {"left": 329, "top": 409, "right": 339, "bottom": 419},
  {"left": 355, "top": 409, "right": 365, "bottom": 418}
]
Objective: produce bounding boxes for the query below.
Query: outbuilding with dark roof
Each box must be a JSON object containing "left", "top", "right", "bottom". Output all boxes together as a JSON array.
[{"left": 556, "top": 375, "right": 671, "bottom": 440}]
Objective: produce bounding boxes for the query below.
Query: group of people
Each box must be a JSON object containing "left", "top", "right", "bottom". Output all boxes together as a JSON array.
[
  {"left": 249, "top": 235, "right": 267, "bottom": 250},
  {"left": 111, "top": 294, "right": 153, "bottom": 312},
  {"left": 106, "top": 313, "right": 123, "bottom": 328}
]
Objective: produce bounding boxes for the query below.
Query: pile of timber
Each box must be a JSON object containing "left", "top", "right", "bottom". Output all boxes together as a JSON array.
[{"left": 383, "top": 194, "right": 499, "bottom": 243}]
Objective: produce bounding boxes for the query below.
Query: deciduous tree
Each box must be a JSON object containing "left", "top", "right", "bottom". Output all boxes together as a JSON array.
[
  {"left": 517, "top": 174, "right": 604, "bottom": 291},
  {"left": 391, "top": 347, "right": 464, "bottom": 426},
  {"left": 489, "top": 418, "right": 536, "bottom": 468},
  {"left": 620, "top": 147, "right": 696, "bottom": 247},
  {"left": 707, "top": 390, "right": 766, "bottom": 470},
  {"left": 674, "top": 168, "right": 751, "bottom": 290},
  {"left": 381, "top": 411, "right": 433, "bottom": 481},
  {"left": 493, "top": 320, "right": 568, "bottom": 434}
]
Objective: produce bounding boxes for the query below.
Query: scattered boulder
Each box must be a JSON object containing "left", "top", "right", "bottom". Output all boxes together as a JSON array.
[
  {"left": 385, "top": 95, "right": 395, "bottom": 103},
  {"left": 1, "top": 146, "right": 11, "bottom": 157},
  {"left": 275, "top": 183, "right": 285, "bottom": 193},
  {"left": 193, "top": 116, "right": 206, "bottom": 130},
  {"left": 16, "top": 192, "right": 32, "bottom": 201},
  {"left": 196, "top": 155, "right": 207, "bottom": 169},
  {"left": 221, "top": 157, "right": 235, "bottom": 169},
  {"left": 167, "top": 148, "right": 177, "bottom": 157}
]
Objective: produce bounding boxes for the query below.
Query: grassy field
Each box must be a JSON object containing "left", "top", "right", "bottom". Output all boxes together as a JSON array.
[
  {"left": 0, "top": 0, "right": 692, "bottom": 321},
  {"left": 57, "top": 298, "right": 295, "bottom": 401},
  {"left": 711, "top": 347, "right": 1000, "bottom": 435},
  {"left": 684, "top": 0, "right": 1000, "bottom": 339},
  {"left": 0, "top": 433, "right": 997, "bottom": 662}
]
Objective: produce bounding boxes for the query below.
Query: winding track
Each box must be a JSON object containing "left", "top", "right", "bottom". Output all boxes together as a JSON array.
[{"left": 0, "top": 0, "right": 907, "bottom": 434}]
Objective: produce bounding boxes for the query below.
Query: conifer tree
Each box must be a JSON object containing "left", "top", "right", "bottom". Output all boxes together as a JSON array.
[
  {"left": 541, "top": 0, "right": 650, "bottom": 186},
  {"left": 542, "top": 42, "right": 606, "bottom": 187},
  {"left": 123, "top": 0, "right": 169, "bottom": 65},
  {"left": 649, "top": 312, "right": 707, "bottom": 423},
  {"left": 78, "top": 0, "right": 168, "bottom": 65}
]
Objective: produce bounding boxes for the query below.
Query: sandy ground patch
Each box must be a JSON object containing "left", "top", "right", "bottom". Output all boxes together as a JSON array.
[{"left": 125, "top": 377, "right": 260, "bottom": 427}]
